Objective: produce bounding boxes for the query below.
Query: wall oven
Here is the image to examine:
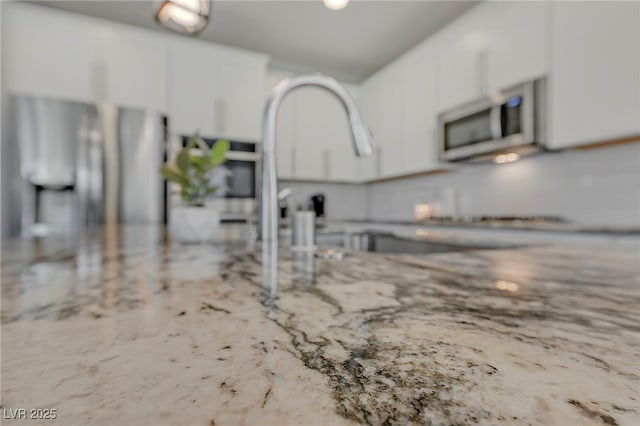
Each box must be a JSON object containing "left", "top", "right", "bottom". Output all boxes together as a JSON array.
[
  {"left": 438, "top": 78, "right": 547, "bottom": 162},
  {"left": 180, "top": 136, "right": 259, "bottom": 221}
]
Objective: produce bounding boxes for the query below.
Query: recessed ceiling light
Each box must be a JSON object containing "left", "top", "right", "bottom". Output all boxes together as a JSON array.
[
  {"left": 155, "top": 0, "right": 211, "bottom": 36},
  {"left": 324, "top": 0, "right": 349, "bottom": 11}
]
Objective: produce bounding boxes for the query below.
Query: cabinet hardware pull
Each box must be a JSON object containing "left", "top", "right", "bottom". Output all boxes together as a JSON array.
[
  {"left": 291, "top": 146, "right": 296, "bottom": 177},
  {"left": 324, "top": 149, "right": 330, "bottom": 179}
]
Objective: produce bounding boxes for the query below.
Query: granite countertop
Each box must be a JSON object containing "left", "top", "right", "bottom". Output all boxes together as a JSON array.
[
  {"left": 336, "top": 219, "right": 640, "bottom": 236},
  {"left": 2, "top": 226, "right": 639, "bottom": 425}
]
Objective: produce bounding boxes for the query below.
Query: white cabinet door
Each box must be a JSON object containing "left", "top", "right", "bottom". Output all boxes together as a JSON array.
[
  {"left": 358, "top": 79, "right": 382, "bottom": 181},
  {"left": 359, "top": 67, "right": 408, "bottom": 180},
  {"left": 549, "top": 1, "right": 640, "bottom": 148},
  {"left": 265, "top": 72, "right": 295, "bottom": 179},
  {"left": 363, "top": 68, "right": 405, "bottom": 179},
  {"left": 101, "top": 30, "right": 168, "bottom": 112},
  {"left": 486, "top": 1, "right": 549, "bottom": 91},
  {"left": 292, "top": 87, "right": 331, "bottom": 180},
  {"left": 326, "top": 84, "right": 359, "bottom": 182},
  {"left": 435, "top": 8, "right": 488, "bottom": 113},
  {"left": 437, "top": 36, "right": 480, "bottom": 112},
  {"left": 5, "top": 4, "right": 171, "bottom": 111},
  {"left": 402, "top": 55, "right": 439, "bottom": 173},
  {"left": 291, "top": 85, "right": 360, "bottom": 182},
  {"left": 266, "top": 73, "right": 359, "bottom": 182},
  {"left": 274, "top": 95, "right": 296, "bottom": 179},
  {"left": 168, "top": 40, "right": 267, "bottom": 141},
  {"left": 3, "top": 3, "right": 98, "bottom": 102},
  {"left": 167, "top": 41, "right": 221, "bottom": 138},
  {"left": 379, "top": 69, "right": 406, "bottom": 178},
  {"left": 368, "top": 58, "right": 437, "bottom": 179},
  {"left": 217, "top": 54, "right": 267, "bottom": 141},
  {"left": 437, "top": 2, "right": 550, "bottom": 111}
]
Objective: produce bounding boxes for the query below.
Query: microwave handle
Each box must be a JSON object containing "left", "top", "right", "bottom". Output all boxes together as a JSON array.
[{"left": 490, "top": 106, "right": 502, "bottom": 140}]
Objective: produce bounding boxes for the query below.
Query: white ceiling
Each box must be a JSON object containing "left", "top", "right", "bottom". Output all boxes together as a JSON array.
[{"left": 29, "top": 0, "right": 478, "bottom": 83}]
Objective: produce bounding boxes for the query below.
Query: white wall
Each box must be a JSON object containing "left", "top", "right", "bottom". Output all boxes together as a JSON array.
[{"left": 367, "top": 143, "right": 640, "bottom": 227}]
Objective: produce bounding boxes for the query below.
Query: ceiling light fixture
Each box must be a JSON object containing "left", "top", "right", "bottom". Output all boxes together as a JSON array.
[
  {"left": 324, "top": 0, "right": 349, "bottom": 11},
  {"left": 155, "top": 0, "right": 211, "bottom": 36},
  {"left": 493, "top": 152, "right": 520, "bottom": 164}
]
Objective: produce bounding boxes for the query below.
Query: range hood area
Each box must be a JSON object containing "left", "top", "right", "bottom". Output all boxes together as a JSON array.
[{"left": 438, "top": 78, "right": 548, "bottom": 164}]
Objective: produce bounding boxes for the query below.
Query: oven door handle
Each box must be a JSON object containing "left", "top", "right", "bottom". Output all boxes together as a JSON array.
[
  {"left": 490, "top": 105, "right": 502, "bottom": 140},
  {"left": 225, "top": 151, "right": 259, "bottom": 162}
]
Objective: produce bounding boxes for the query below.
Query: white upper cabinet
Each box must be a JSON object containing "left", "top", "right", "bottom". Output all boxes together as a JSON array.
[
  {"left": 360, "top": 66, "right": 405, "bottom": 179},
  {"left": 358, "top": 77, "right": 382, "bottom": 181},
  {"left": 100, "top": 30, "right": 168, "bottom": 112},
  {"left": 325, "top": 84, "right": 360, "bottom": 182},
  {"left": 265, "top": 72, "right": 295, "bottom": 179},
  {"left": 359, "top": 39, "right": 439, "bottom": 180},
  {"left": 402, "top": 50, "right": 439, "bottom": 173},
  {"left": 549, "top": 1, "right": 640, "bottom": 148},
  {"left": 484, "top": 1, "right": 549, "bottom": 91},
  {"left": 268, "top": 72, "right": 361, "bottom": 182},
  {"left": 2, "top": 3, "right": 99, "bottom": 102},
  {"left": 358, "top": 1, "right": 551, "bottom": 181},
  {"left": 292, "top": 87, "right": 334, "bottom": 180},
  {"left": 168, "top": 40, "right": 267, "bottom": 141},
  {"left": 376, "top": 66, "right": 406, "bottom": 178},
  {"left": 436, "top": 2, "right": 549, "bottom": 112},
  {"left": 436, "top": 28, "right": 481, "bottom": 112},
  {"left": 3, "top": 3, "right": 169, "bottom": 112},
  {"left": 168, "top": 40, "right": 224, "bottom": 138},
  {"left": 3, "top": 2, "right": 267, "bottom": 143},
  {"left": 216, "top": 52, "right": 268, "bottom": 141}
]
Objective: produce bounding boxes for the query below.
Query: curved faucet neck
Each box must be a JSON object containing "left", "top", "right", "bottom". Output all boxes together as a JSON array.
[
  {"left": 262, "top": 73, "right": 368, "bottom": 155},
  {"left": 261, "top": 73, "right": 372, "bottom": 301}
]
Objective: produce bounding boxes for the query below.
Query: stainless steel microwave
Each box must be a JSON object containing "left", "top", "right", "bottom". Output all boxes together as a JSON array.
[{"left": 438, "top": 78, "right": 547, "bottom": 162}]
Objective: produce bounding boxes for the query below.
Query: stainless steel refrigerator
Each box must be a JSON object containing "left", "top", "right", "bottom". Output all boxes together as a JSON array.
[{"left": 2, "top": 95, "right": 167, "bottom": 238}]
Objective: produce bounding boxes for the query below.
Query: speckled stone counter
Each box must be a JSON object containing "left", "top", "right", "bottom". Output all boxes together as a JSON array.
[
  {"left": 2, "top": 226, "right": 639, "bottom": 425},
  {"left": 335, "top": 219, "right": 640, "bottom": 236}
]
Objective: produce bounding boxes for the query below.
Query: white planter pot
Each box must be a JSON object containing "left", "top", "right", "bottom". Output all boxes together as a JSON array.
[{"left": 169, "top": 207, "right": 220, "bottom": 243}]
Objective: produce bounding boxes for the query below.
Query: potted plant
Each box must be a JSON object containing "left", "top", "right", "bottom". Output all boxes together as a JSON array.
[{"left": 161, "top": 134, "right": 229, "bottom": 243}]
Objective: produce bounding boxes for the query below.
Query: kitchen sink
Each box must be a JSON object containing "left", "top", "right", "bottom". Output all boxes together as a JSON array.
[{"left": 315, "top": 230, "right": 520, "bottom": 255}]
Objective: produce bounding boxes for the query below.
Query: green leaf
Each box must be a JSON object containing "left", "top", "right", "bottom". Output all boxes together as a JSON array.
[
  {"left": 190, "top": 154, "right": 207, "bottom": 172},
  {"left": 161, "top": 132, "right": 228, "bottom": 206},
  {"left": 176, "top": 149, "right": 190, "bottom": 172},
  {"left": 161, "top": 164, "right": 190, "bottom": 187},
  {"left": 204, "top": 186, "right": 219, "bottom": 195},
  {"left": 210, "top": 139, "right": 229, "bottom": 167}
]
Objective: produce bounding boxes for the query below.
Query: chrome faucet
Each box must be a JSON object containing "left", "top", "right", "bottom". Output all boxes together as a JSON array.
[{"left": 261, "top": 74, "right": 372, "bottom": 299}]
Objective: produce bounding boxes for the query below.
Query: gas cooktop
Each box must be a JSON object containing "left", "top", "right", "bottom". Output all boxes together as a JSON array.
[{"left": 430, "top": 216, "right": 567, "bottom": 223}]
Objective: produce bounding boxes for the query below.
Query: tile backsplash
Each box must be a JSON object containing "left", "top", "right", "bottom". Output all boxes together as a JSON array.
[
  {"left": 281, "top": 142, "right": 640, "bottom": 227},
  {"left": 369, "top": 142, "right": 640, "bottom": 227},
  {"left": 276, "top": 180, "right": 369, "bottom": 221}
]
